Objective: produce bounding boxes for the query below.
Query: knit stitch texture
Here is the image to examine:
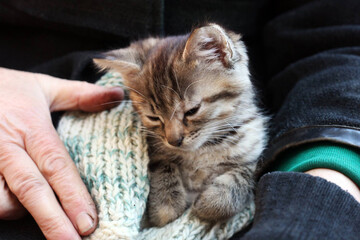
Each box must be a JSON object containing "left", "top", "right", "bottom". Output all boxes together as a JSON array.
[{"left": 57, "top": 72, "right": 255, "bottom": 240}]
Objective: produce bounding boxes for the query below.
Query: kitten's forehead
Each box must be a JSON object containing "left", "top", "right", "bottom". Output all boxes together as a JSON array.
[
  {"left": 140, "top": 36, "right": 193, "bottom": 115},
  {"left": 137, "top": 33, "right": 245, "bottom": 116}
]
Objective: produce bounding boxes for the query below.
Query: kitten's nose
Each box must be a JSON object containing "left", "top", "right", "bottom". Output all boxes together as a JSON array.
[
  {"left": 168, "top": 136, "right": 184, "bottom": 147},
  {"left": 165, "top": 119, "right": 184, "bottom": 147}
]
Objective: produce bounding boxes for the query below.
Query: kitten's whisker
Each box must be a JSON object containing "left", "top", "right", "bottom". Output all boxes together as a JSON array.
[
  {"left": 183, "top": 79, "right": 206, "bottom": 98},
  {"left": 206, "top": 125, "right": 260, "bottom": 133},
  {"left": 142, "top": 130, "right": 157, "bottom": 136},
  {"left": 152, "top": 142, "right": 165, "bottom": 148},
  {"left": 187, "top": 100, "right": 201, "bottom": 104},
  {"left": 205, "top": 116, "right": 257, "bottom": 130},
  {"left": 207, "top": 135, "right": 238, "bottom": 145},
  {"left": 204, "top": 125, "right": 237, "bottom": 132},
  {"left": 140, "top": 129, "right": 159, "bottom": 136},
  {"left": 140, "top": 129, "right": 163, "bottom": 140},
  {"left": 206, "top": 131, "right": 234, "bottom": 136},
  {"left": 145, "top": 134, "right": 163, "bottom": 141},
  {"left": 149, "top": 141, "right": 167, "bottom": 153},
  {"left": 160, "top": 85, "right": 180, "bottom": 100},
  {"left": 94, "top": 100, "right": 123, "bottom": 107},
  {"left": 172, "top": 69, "right": 181, "bottom": 95},
  {"left": 140, "top": 129, "right": 155, "bottom": 134},
  {"left": 96, "top": 100, "right": 146, "bottom": 107},
  {"left": 121, "top": 100, "right": 144, "bottom": 104},
  {"left": 121, "top": 85, "right": 150, "bottom": 103},
  {"left": 225, "top": 121, "right": 240, "bottom": 134},
  {"left": 161, "top": 85, "right": 181, "bottom": 99},
  {"left": 170, "top": 101, "right": 181, "bottom": 121},
  {"left": 221, "top": 139, "right": 237, "bottom": 145}
]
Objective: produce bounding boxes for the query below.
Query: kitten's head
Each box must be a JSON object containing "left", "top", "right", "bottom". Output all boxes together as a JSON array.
[{"left": 94, "top": 24, "right": 253, "bottom": 151}]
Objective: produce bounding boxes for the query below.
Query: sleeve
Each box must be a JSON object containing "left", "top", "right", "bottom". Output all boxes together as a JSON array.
[
  {"left": 262, "top": 0, "right": 360, "bottom": 172},
  {"left": 259, "top": 0, "right": 360, "bottom": 174},
  {"left": 238, "top": 172, "right": 360, "bottom": 240},
  {"left": 0, "top": 0, "right": 163, "bottom": 75},
  {"left": 230, "top": 0, "right": 360, "bottom": 239}
]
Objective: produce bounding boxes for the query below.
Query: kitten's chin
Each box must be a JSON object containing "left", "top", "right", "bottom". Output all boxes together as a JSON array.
[
  {"left": 180, "top": 145, "right": 199, "bottom": 152},
  {"left": 164, "top": 142, "right": 199, "bottom": 152},
  {"left": 185, "top": 142, "right": 206, "bottom": 152}
]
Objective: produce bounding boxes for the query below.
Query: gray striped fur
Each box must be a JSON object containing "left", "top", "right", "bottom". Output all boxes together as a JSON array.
[{"left": 94, "top": 23, "right": 268, "bottom": 227}]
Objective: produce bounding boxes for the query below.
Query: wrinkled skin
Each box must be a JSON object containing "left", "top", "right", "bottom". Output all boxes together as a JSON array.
[{"left": 0, "top": 68, "right": 123, "bottom": 240}]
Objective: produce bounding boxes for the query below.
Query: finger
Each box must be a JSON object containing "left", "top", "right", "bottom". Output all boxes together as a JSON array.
[
  {"left": 38, "top": 76, "right": 124, "bottom": 112},
  {"left": 0, "top": 174, "right": 27, "bottom": 220},
  {"left": 0, "top": 145, "right": 81, "bottom": 240},
  {"left": 25, "top": 123, "right": 98, "bottom": 236}
]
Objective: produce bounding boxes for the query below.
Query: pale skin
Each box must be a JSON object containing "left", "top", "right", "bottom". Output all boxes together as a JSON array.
[
  {"left": 305, "top": 168, "right": 360, "bottom": 203},
  {"left": 0, "top": 67, "right": 124, "bottom": 240},
  {"left": 0, "top": 68, "right": 359, "bottom": 239}
]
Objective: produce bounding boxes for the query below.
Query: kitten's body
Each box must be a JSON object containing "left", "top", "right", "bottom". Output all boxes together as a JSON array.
[{"left": 94, "top": 24, "right": 267, "bottom": 227}]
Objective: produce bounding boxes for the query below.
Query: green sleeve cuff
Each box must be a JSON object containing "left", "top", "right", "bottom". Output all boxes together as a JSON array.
[{"left": 274, "top": 141, "right": 360, "bottom": 188}]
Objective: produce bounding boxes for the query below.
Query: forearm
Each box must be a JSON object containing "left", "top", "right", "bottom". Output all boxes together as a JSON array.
[
  {"left": 260, "top": 0, "right": 360, "bottom": 178},
  {"left": 273, "top": 141, "right": 360, "bottom": 201},
  {"left": 234, "top": 172, "right": 360, "bottom": 240},
  {"left": 238, "top": 0, "right": 360, "bottom": 239},
  {"left": 306, "top": 168, "right": 360, "bottom": 202}
]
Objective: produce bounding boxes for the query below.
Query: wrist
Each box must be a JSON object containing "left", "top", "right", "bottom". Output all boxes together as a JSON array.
[
  {"left": 305, "top": 168, "right": 360, "bottom": 203},
  {"left": 273, "top": 141, "right": 360, "bottom": 202},
  {"left": 274, "top": 141, "right": 360, "bottom": 187}
]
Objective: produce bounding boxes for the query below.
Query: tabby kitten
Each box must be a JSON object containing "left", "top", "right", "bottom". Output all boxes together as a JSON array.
[{"left": 94, "top": 24, "right": 267, "bottom": 227}]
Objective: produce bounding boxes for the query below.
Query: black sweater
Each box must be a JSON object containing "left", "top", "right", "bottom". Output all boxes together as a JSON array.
[{"left": 1, "top": 0, "right": 360, "bottom": 239}]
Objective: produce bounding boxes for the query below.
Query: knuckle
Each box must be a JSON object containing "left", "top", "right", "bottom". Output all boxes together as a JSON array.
[
  {"left": 26, "top": 131, "right": 72, "bottom": 180},
  {"left": 0, "top": 144, "right": 24, "bottom": 169},
  {"left": 73, "top": 81, "right": 94, "bottom": 107},
  {"left": 72, "top": 80, "right": 93, "bottom": 93},
  {"left": 39, "top": 150, "right": 69, "bottom": 179},
  {"left": 25, "top": 125, "right": 52, "bottom": 145},
  {"left": 0, "top": 116, "right": 26, "bottom": 146},
  {"left": 10, "top": 172, "right": 47, "bottom": 203},
  {"left": 0, "top": 145, "right": 17, "bottom": 163},
  {"left": 39, "top": 215, "right": 76, "bottom": 240},
  {"left": 75, "top": 81, "right": 92, "bottom": 89},
  {"left": 61, "top": 187, "right": 91, "bottom": 211}
]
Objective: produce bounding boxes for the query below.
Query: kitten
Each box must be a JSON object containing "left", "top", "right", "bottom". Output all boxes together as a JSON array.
[{"left": 94, "top": 23, "right": 267, "bottom": 227}]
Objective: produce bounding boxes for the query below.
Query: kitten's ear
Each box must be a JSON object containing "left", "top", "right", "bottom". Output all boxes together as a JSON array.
[
  {"left": 182, "top": 24, "right": 241, "bottom": 68},
  {"left": 93, "top": 37, "right": 160, "bottom": 79},
  {"left": 93, "top": 48, "right": 141, "bottom": 79}
]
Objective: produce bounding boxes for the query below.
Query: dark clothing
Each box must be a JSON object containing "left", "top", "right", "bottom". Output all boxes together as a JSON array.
[
  {"left": 261, "top": 0, "right": 360, "bottom": 173},
  {"left": 0, "top": 0, "right": 265, "bottom": 79},
  {"left": 1, "top": 0, "right": 360, "bottom": 239},
  {"left": 241, "top": 172, "right": 360, "bottom": 240}
]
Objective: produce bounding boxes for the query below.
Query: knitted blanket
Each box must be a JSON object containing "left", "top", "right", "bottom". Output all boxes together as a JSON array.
[{"left": 57, "top": 72, "right": 255, "bottom": 240}]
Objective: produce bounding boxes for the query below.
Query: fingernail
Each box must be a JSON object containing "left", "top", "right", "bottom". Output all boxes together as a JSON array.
[
  {"left": 76, "top": 212, "right": 94, "bottom": 234},
  {"left": 109, "top": 87, "right": 124, "bottom": 99},
  {"left": 110, "top": 86, "right": 123, "bottom": 92}
]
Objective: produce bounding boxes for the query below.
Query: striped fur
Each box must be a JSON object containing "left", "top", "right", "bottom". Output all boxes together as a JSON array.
[{"left": 94, "top": 23, "right": 268, "bottom": 227}]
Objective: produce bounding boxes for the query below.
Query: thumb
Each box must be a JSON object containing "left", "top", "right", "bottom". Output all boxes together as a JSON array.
[{"left": 38, "top": 75, "right": 124, "bottom": 112}]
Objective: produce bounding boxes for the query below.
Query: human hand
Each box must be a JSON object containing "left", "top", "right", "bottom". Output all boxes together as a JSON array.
[
  {"left": 306, "top": 168, "right": 360, "bottom": 203},
  {"left": 0, "top": 68, "right": 124, "bottom": 239}
]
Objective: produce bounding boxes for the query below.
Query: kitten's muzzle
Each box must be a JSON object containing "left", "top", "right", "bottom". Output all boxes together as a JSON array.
[
  {"left": 165, "top": 119, "right": 184, "bottom": 147},
  {"left": 167, "top": 136, "right": 184, "bottom": 147}
]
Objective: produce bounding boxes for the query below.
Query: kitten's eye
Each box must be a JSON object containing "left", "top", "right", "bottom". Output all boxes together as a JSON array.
[
  {"left": 185, "top": 105, "right": 200, "bottom": 117},
  {"left": 147, "top": 116, "right": 160, "bottom": 121}
]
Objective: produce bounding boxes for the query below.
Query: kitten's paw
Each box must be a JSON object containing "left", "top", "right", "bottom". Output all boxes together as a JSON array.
[
  {"left": 148, "top": 204, "right": 184, "bottom": 227},
  {"left": 192, "top": 183, "right": 250, "bottom": 221},
  {"left": 147, "top": 162, "right": 187, "bottom": 227}
]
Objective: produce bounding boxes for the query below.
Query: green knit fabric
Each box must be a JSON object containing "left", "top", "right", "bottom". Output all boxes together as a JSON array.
[
  {"left": 276, "top": 142, "right": 360, "bottom": 187},
  {"left": 57, "top": 72, "right": 255, "bottom": 240}
]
